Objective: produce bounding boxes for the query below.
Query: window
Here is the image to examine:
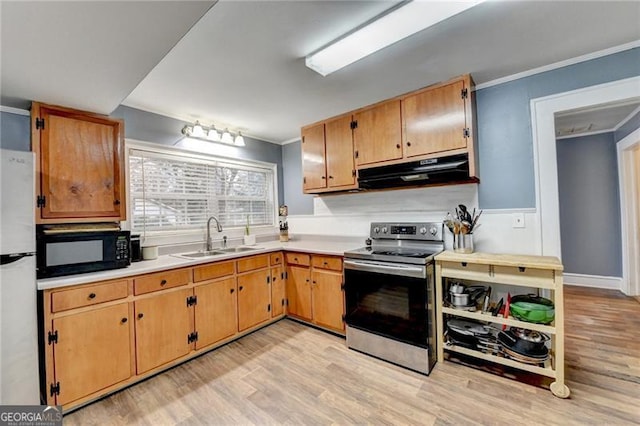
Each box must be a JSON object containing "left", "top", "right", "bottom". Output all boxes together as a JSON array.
[{"left": 129, "top": 146, "right": 276, "bottom": 235}]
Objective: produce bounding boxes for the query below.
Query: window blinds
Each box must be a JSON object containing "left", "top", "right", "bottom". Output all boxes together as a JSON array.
[{"left": 129, "top": 148, "right": 275, "bottom": 234}]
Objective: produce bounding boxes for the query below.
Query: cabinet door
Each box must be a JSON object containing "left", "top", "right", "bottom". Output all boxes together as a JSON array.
[
  {"left": 325, "top": 115, "right": 357, "bottom": 189},
  {"left": 194, "top": 278, "right": 237, "bottom": 349},
  {"left": 353, "top": 100, "right": 402, "bottom": 166},
  {"left": 312, "top": 269, "right": 345, "bottom": 332},
  {"left": 52, "top": 303, "right": 131, "bottom": 406},
  {"left": 33, "top": 103, "right": 125, "bottom": 222},
  {"left": 134, "top": 288, "right": 193, "bottom": 374},
  {"left": 301, "top": 123, "right": 327, "bottom": 191},
  {"left": 237, "top": 270, "right": 271, "bottom": 331},
  {"left": 271, "top": 266, "right": 286, "bottom": 317},
  {"left": 403, "top": 79, "right": 467, "bottom": 157},
  {"left": 286, "top": 265, "right": 312, "bottom": 320}
]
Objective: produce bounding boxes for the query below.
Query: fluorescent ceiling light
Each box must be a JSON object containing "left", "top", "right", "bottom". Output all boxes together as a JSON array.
[{"left": 305, "top": 0, "right": 485, "bottom": 76}]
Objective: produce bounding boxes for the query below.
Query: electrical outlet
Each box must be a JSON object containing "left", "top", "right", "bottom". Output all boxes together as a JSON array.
[{"left": 512, "top": 213, "right": 525, "bottom": 228}]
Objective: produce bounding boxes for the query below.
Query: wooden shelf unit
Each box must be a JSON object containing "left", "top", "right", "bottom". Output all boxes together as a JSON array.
[{"left": 434, "top": 251, "right": 570, "bottom": 398}]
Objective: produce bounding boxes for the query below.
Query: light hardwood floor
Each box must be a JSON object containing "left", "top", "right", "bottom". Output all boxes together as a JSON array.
[{"left": 65, "top": 286, "right": 640, "bottom": 425}]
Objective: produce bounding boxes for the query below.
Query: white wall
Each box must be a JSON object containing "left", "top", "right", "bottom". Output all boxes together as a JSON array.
[{"left": 287, "top": 184, "right": 541, "bottom": 255}]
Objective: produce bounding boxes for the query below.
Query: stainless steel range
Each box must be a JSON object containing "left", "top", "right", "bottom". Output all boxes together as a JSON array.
[{"left": 343, "top": 222, "right": 444, "bottom": 374}]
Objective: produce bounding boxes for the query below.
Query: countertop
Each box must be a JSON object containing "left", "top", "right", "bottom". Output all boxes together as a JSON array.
[{"left": 37, "top": 237, "right": 364, "bottom": 290}]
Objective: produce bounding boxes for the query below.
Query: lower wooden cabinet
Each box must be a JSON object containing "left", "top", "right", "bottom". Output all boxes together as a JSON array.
[
  {"left": 311, "top": 269, "right": 344, "bottom": 331},
  {"left": 194, "top": 277, "right": 238, "bottom": 349},
  {"left": 271, "top": 265, "right": 286, "bottom": 317},
  {"left": 49, "top": 303, "right": 132, "bottom": 406},
  {"left": 134, "top": 288, "right": 193, "bottom": 374},
  {"left": 237, "top": 269, "right": 271, "bottom": 331},
  {"left": 286, "top": 264, "right": 313, "bottom": 320}
]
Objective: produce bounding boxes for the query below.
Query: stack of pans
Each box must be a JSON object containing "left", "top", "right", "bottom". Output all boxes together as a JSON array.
[
  {"left": 498, "top": 327, "right": 550, "bottom": 364},
  {"left": 445, "top": 319, "right": 500, "bottom": 353}
]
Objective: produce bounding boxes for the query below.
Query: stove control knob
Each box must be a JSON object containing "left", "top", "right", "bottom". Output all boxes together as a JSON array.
[
  {"left": 419, "top": 227, "right": 427, "bottom": 235},
  {"left": 373, "top": 227, "right": 380, "bottom": 234},
  {"left": 429, "top": 226, "right": 438, "bottom": 236},
  {"left": 381, "top": 227, "right": 388, "bottom": 234}
]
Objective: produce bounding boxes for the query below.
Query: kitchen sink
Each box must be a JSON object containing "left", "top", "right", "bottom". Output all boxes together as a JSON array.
[
  {"left": 178, "top": 251, "right": 225, "bottom": 258},
  {"left": 217, "top": 246, "right": 259, "bottom": 253}
]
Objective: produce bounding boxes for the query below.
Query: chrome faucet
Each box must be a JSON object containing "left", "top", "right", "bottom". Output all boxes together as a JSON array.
[{"left": 206, "top": 216, "right": 223, "bottom": 251}]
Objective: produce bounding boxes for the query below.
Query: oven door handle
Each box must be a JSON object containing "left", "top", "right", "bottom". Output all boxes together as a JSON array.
[{"left": 344, "top": 259, "right": 426, "bottom": 278}]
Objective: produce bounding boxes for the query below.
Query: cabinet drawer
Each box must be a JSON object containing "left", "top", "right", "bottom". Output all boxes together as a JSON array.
[
  {"left": 312, "top": 255, "right": 342, "bottom": 271},
  {"left": 193, "top": 261, "right": 235, "bottom": 283},
  {"left": 270, "top": 252, "right": 283, "bottom": 266},
  {"left": 285, "top": 253, "right": 310, "bottom": 266},
  {"left": 440, "top": 261, "right": 491, "bottom": 280},
  {"left": 134, "top": 269, "right": 191, "bottom": 295},
  {"left": 51, "top": 280, "right": 128, "bottom": 312},
  {"left": 237, "top": 254, "right": 269, "bottom": 273},
  {"left": 493, "top": 265, "right": 556, "bottom": 288}
]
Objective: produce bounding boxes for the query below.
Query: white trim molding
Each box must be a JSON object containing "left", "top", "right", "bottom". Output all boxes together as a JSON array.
[
  {"left": 530, "top": 76, "right": 640, "bottom": 259},
  {"left": 563, "top": 273, "right": 623, "bottom": 290},
  {"left": 0, "top": 105, "right": 30, "bottom": 116},
  {"left": 476, "top": 40, "right": 640, "bottom": 90}
]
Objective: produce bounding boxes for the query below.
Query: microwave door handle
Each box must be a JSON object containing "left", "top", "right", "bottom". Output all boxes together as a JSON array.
[{"left": 344, "top": 260, "right": 424, "bottom": 274}]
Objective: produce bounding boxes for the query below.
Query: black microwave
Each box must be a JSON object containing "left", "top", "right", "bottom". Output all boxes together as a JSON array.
[{"left": 36, "top": 228, "right": 131, "bottom": 278}]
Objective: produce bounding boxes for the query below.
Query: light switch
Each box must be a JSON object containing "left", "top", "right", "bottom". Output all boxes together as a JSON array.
[{"left": 512, "top": 213, "right": 525, "bottom": 228}]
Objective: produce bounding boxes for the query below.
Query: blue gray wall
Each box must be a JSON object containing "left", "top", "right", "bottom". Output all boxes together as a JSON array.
[
  {"left": 615, "top": 110, "right": 640, "bottom": 142},
  {"left": 556, "top": 133, "right": 621, "bottom": 277},
  {"left": 476, "top": 47, "right": 640, "bottom": 209},
  {"left": 282, "top": 141, "right": 314, "bottom": 215},
  {"left": 0, "top": 111, "right": 30, "bottom": 151}
]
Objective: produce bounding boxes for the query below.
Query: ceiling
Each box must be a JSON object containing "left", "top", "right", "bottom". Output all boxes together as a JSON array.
[
  {"left": 555, "top": 100, "right": 640, "bottom": 138},
  {"left": 2, "top": 1, "right": 639, "bottom": 144}
]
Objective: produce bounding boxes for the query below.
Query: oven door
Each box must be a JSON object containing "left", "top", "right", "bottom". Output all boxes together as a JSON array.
[{"left": 343, "top": 259, "right": 431, "bottom": 348}]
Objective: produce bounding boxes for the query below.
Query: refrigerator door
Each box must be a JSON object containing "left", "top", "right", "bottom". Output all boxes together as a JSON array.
[
  {"left": 0, "top": 149, "right": 35, "bottom": 255},
  {"left": 0, "top": 254, "right": 40, "bottom": 404}
]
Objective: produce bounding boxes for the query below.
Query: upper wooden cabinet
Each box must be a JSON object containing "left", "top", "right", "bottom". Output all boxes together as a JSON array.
[
  {"left": 300, "top": 74, "right": 477, "bottom": 192},
  {"left": 402, "top": 75, "right": 471, "bottom": 158},
  {"left": 301, "top": 115, "right": 357, "bottom": 194},
  {"left": 353, "top": 100, "right": 402, "bottom": 167},
  {"left": 31, "top": 102, "right": 125, "bottom": 223}
]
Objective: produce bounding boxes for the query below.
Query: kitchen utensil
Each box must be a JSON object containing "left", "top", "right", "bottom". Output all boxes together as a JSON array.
[
  {"left": 509, "top": 295, "right": 555, "bottom": 324},
  {"left": 510, "top": 327, "right": 550, "bottom": 344},
  {"left": 492, "top": 298, "right": 503, "bottom": 316},
  {"left": 449, "top": 282, "right": 465, "bottom": 294},
  {"left": 498, "top": 329, "right": 549, "bottom": 358},
  {"left": 448, "top": 319, "right": 491, "bottom": 336}
]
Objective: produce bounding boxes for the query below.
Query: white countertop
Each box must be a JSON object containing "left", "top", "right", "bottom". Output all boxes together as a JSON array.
[{"left": 37, "top": 237, "right": 364, "bottom": 290}]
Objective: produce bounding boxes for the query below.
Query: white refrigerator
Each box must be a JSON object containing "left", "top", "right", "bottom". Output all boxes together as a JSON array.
[{"left": 0, "top": 149, "right": 40, "bottom": 404}]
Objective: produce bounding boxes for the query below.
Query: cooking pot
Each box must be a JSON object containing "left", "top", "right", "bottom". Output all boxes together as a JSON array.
[
  {"left": 498, "top": 328, "right": 549, "bottom": 358},
  {"left": 449, "top": 285, "right": 487, "bottom": 307},
  {"left": 509, "top": 295, "right": 555, "bottom": 324}
]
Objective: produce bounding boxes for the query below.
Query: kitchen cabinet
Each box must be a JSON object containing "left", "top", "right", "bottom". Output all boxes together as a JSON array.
[
  {"left": 194, "top": 277, "right": 238, "bottom": 349},
  {"left": 271, "top": 265, "right": 286, "bottom": 317},
  {"left": 434, "top": 251, "right": 570, "bottom": 398},
  {"left": 353, "top": 100, "right": 403, "bottom": 167},
  {"left": 134, "top": 288, "right": 193, "bottom": 374},
  {"left": 47, "top": 303, "right": 132, "bottom": 406},
  {"left": 285, "top": 253, "right": 345, "bottom": 333},
  {"left": 402, "top": 76, "right": 471, "bottom": 158},
  {"left": 31, "top": 102, "right": 125, "bottom": 223},
  {"left": 301, "top": 115, "right": 357, "bottom": 194},
  {"left": 237, "top": 269, "right": 272, "bottom": 331}
]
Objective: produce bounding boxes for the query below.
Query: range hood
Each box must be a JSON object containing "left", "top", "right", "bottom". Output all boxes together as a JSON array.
[{"left": 358, "top": 153, "right": 471, "bottom": 190}]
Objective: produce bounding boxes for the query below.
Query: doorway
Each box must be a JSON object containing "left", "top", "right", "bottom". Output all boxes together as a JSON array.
[{"left": 530, "top": 76, "right": 640, "bottom": 295}]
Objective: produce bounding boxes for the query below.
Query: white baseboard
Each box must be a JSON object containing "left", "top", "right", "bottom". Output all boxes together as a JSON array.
[{"left": 563, "top": 273, "right": 622, "bottom": 290}]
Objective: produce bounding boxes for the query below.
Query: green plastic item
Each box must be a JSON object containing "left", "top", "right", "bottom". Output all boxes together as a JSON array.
[{"left": 509, "top": 296, "right": 555, "bottom": 324}]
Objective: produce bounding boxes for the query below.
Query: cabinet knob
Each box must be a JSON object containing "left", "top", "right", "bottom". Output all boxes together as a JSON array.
[
  {"left": 114, "top": 199, "right": 121, "bottom": 205},
  {"left": 88, "top": 293, "right": 96, "bottom": 299},
  {"left": 239, "top": 286, "right": 243, "bottom": 291},
  {"left": 273, "top": 276, "right": 277, "bottom": 282},
  {"left": 329, "top": 175, "right": 334, "bottom": 179},
  {"left": 518, "top": 266, "right": 526, "bottom": 272},
  {"left": 396, "top": 144, "right": 401, "bottom": 149},
  {"left": 160, "top": 279, "right": 167, "bottom": 286},
  {"left": 137, "top": 313, "right": 144, "bottom": 319},
  {"left": 461, "top": 262, "right": 468, "bottom": 267},
  {"left": 407, "top": 141, "right": 412, "bottom": 147},
  {"left": 121, "top": 317, "right": 128, "bottom": 324},
  {"left": 323, "top": 261, "right": 328, "bottom": 265},
  {"left": 312, "top": 280, "right": 316, "bottom": 284},
  {"left": 306, "top": 279, "right": 309, "bottom": 283},
  {"left": 321, "top": 176, "right": 326, "bottom": 180},
  {"left": 294, "top": 257, "right": 298, "bottom": 262},
  {"left": 230, "top": 288, "right": 235, "bottom": 294}
]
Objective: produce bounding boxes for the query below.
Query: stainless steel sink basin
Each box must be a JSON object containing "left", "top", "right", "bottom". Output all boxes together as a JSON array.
[
  {"left": 178, "top": 251, "right": 225, "bottom": 258},
  {"left": 217, "top": 247, "right": 259, "bottom": 253}
]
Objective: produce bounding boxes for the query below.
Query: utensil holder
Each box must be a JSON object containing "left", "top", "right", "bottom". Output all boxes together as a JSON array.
[{"left": 454, "top": 233, "right": 474, "bottom": 254}]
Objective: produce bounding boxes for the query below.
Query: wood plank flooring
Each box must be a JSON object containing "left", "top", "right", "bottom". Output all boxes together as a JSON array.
[{"left": 64, "top": 285, "right": 640, "bottom": 425}]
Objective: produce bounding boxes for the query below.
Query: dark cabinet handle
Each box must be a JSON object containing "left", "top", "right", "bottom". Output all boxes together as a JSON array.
[
  {"left": 230, "top": 288, "right": 235, "bottom": 294},
  {"left": 323, "top": 261, "right": 328, "bottom": 265},
  {"left": 294, "top": 258, "right": 298, "bottom": 262},
  {"left": 321, "top": 176, "right": 326, "bottom": 180},
  {"left": 461, "top": 262, "right": 468, "bottom": 267},
  {"left": 407, "top": 141, "right": 412, "bottom": 147},
  {"left": 396, "top": 144, "right": 401, "bottom": 149},
  {"left": 114, "top": 199, "right": 121, "bottom": 205},
  {"left": 312, "top": 280, "right": 316, "bottom": 284},
  {"left": 306, "top": 279, "right": 310, "bottom": 283},
  {"left": 273, "top": 276, "right": 277, "bottom": 282},
  {"left": 121, "top": 317, "right": 128, "bottom": 324},
  {"left": 88, "top": 293, "right": 96, "bottom": 299},
  {"left": 329, "top": 175, "right": 334, "bottom": 179},
  {"left": 137, "top": 313, "right": 144, "bottom": 319},
  {"left": 239, "top": 286, "right": 243, "bottom": 291},
  {"left": 518, "top": 267, "right": 526, "bottom": 272},
  {"left": 160, "top": 279, "right": 167, "bottom": 286}
]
